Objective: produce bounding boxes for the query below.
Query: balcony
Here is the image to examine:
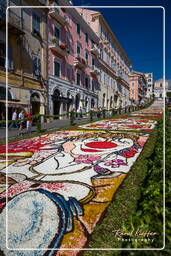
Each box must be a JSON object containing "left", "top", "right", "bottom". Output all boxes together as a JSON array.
[
  {"left": 90, "top": 65, "right": 100, "bottom": 76},
  {"left": 49, "top": 7, "right": 68, "bottom": 26},
  {"left": 0, "top": 4, "right": 24, "bottom": 34},
  {"left": 100, "top": 39, "right": 109, "bottom": 45},
  {"left": 74, "top": 56, "right": 86, "bottom": 69},
  {"left": 90, "top": 45, "right": 100, "bottom": 56},
  {"left": 117, "top": 71, "right": 129, "bottom": 84},
  {"left": 49, "top": 38, "right": 68, "bottom": 57}
]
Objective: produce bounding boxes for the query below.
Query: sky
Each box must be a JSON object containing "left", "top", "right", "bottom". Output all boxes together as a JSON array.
[{"left": 72, "top": 0, "right": 171, "bottom": 82}]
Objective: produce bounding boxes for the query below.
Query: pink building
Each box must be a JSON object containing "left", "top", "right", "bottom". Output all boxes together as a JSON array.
[
  {"left": 48, "top": 0, "right": 100, "bottom": 117},
  {"left": 76, "top": 8, "right": 132, "bottom": 109},
  {"left": 129, "top": 71, "right": 147, "bottom": 104}
]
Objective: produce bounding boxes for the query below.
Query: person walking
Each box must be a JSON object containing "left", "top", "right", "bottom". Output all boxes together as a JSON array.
[{"left": 9, "top": 109, "right": 18, "bottom": 128}]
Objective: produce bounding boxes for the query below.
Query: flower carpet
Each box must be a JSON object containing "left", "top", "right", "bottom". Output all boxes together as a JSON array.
[
  {"left": 79, "top": 118, "right": 156, "bottom": 132},
  {"left": 0, "top": 105, "right": 162, "bottom": 255}
]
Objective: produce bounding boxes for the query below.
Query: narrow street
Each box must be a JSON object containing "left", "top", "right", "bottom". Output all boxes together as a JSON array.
[{"left": 0, "top": 100, "right": 163, "bottom": 255}]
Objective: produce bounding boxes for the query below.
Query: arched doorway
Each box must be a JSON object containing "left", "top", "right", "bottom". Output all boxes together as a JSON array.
[
  {"left": 91, "top": 98, "right": 95, "bottom": 109},
  {"left": 67, "top": 92, "right": 72, "bottom": 112},
  {"left": 110, "top": 96, "right": 113, "bottom": 108},
  {"left": 52, "top": 89, "right": 61, "bottom": 119},
  {"left": 102, "top": 93, "right": 106, "bottom": 108},
  {"left": 0, "top": 87, "right": 13, "bottom": 119},
  {"left": 75, "top": 94, "right": 80, "bottom": 111},
  {"left": 31, "top": 93, "right": 40, "bottom": 115}
]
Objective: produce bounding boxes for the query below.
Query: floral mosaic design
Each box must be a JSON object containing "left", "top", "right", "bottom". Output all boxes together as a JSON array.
[
  {"left": 79, "top": 118, "right": 156, "bottom": 132},
  {"left": 0, "top": 130, "right": 149, "bottom": 255}
]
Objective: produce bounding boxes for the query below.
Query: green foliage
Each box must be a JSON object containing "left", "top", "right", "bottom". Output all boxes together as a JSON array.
[
  {"left": 120, "top": 117, "right": 166, "bottom": 251},
  {"left": 35, "top": 114, "right": 42, "bottom": 133},
  {"left": 102, "top": 109, "right": 106, "bottom": 118},
  {"left": 69, "top": 110, "right": 75, "bottom": 125}
]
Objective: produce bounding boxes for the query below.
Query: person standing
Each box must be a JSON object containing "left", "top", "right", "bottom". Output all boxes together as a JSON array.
[
  {"left": 18, "top": 110, "right": 25, "bottom": 132},
  {"left": 9, "top": 109, "right": 18, "bottom": 128},
  {"left": 25, "top": 110, "right": 32, "bottom": 134}
]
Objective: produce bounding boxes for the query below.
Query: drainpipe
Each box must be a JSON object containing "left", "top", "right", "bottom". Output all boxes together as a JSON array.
[
  {"left": 46, "top": 11, "right": 49, "bottom": 115},
  {"left": 20, "top": 0, "right": 24, "bottom": 88}
]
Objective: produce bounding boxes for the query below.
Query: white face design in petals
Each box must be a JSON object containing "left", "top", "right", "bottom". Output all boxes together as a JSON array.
[{"left": 71, "top": 137, "right": 134, "bottom": 155}]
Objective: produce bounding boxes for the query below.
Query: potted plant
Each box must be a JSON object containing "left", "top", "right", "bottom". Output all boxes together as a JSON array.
[
  {"left": 60, "top": 44, "right": 67, "bottom": 50},
  {"left": 50, "top": 37, "right": 57, "bottom": 44}
]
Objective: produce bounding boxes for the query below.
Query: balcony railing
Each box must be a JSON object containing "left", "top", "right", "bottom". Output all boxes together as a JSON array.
[
  {"left": 74, "top": 55, "right": 86, "bottom": 69},
  {"left": 49, "top": 38, "right": 68, "bottom": 57},
  {"left": 90, "top": 65, "right": 100, "bottom": 76},
  {"left": 49, "top": 7, "right": 68, "bottom": 26},
  {"left": 90, "top": 45, "right": 99, "bottom": 56},
  {"left": 117, "top": 72, "right": 129, "bottom": 84}
]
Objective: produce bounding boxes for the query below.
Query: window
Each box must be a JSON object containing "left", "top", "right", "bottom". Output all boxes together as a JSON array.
[
  {"left": 77, "top": 42, "right": 81, "bottom": 55},
  {"left": 0, "top": 44, "right": 13, "bottom": 70},
  {"left": 54, "top": 60, "right": 60, "bottom": 77},
  {"left": 132, "top": 89, "right": 134, "bottom": 94},
  {"left": 55, "top": 27, "right": 60, "bottom": 42},
  {"left": 85, "top": 77, "right": 89, "bottom": 89},
  {"left": 85, "top": 50, "right": 89, "bottom": 63},
  {"left": 92, "top": 80, "right": 95, "bottom": 92},
  {"left": 132, "top": 82, "right": 134, "bottom": 86},
  {"left": 0, "top": 43, "right": 5, "bottom": 68},
  {"left": 148, "top": 79, "right": 151, "bottom": 82},
  {"left": 92, "top": 56, "right": 95, "bottom": 66},
  {"left": 91, "top": 40, "right": 95, "bottom": 48},
  {"left": 104, "top": 74, "right": 106, "bottom": 84},
  {"left": 85, "top": 33, "right": 88, "bottom": 43},
  {"left": 67, "top": 67, "right": 71, "bottom": 81},
  {"left": 76, "top": 72, "right": 81, "bottom": 85},
  {"left": 77, "top": 24, "right": 80, "bottom": 35},
  {"left": 160, "top": 83, "right": 162, "bottom": 87},
  {"left": 32, "top": 12, "right": 40, "bottom": 36},
  {"left": 33, "top": 56, "right": 41, "bottom": 77}
]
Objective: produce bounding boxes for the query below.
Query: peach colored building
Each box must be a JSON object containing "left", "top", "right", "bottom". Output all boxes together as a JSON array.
[
  {"left": 129, "top": 71, "right": 147, "bottom": 104},
  {"left": 48, "top": 0, "right": 100, "bottom": 117},
  {"left": 76, "top": 8, "right": 132, "bottom": 109}
]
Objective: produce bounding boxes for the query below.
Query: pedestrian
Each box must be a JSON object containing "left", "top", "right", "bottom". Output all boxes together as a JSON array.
[
  {"left": 18, "top": 110, "right": 25, "bottom": 133},
  {"left": 9, "top": 109, "right": 18, "bottom": 128},
  {"left": 25, "top": 109, "right": 32, "bottom": 134}
]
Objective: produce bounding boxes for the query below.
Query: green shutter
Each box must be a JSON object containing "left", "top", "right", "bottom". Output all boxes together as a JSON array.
[
  {"left": 77, "top": 24, "right": 80, "bottom": 35},
  {"left": 54, "top": 61, "right": 60, "bottom": 77}
]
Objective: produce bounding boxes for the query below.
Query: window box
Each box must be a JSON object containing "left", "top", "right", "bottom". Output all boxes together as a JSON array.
[{"left": 59, "top": 44, "right": 67, "bottom": 50}]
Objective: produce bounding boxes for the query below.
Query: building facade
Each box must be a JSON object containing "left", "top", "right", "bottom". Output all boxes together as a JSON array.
[
  {"left": 48, "top": 0, "right": 100, "bottom": 117},
  {"left": 0, "top": 0, "right": 48, "bottom": 120},
  {"left": 129, "top": 71, "right": 147, "bottom": 104},
  {"left": 145, "top": 73, "right": 153, "bottom": 98},
  {"left": 76, "top": 8, "right": 131, "bottom": 109},
  {"left": 154, "top": 78, "right": 168, "bottom": 100}
]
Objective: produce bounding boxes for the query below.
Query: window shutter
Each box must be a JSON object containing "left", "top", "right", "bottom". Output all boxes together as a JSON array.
[
  {"left": 8, "top": 45, "right": 13, "bottom": 70},
  {"left": 54, "top": 61, "right": 60, "bottom": 77}
]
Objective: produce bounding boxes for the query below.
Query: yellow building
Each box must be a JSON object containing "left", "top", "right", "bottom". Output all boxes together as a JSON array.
[{"left": 0, "top": 0, "right": 48, "bottom": 120}]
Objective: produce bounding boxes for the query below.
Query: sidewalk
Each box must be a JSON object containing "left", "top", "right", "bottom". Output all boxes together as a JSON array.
[{"left": 0, "top": 117, "right": 93, "bottom": 141}]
